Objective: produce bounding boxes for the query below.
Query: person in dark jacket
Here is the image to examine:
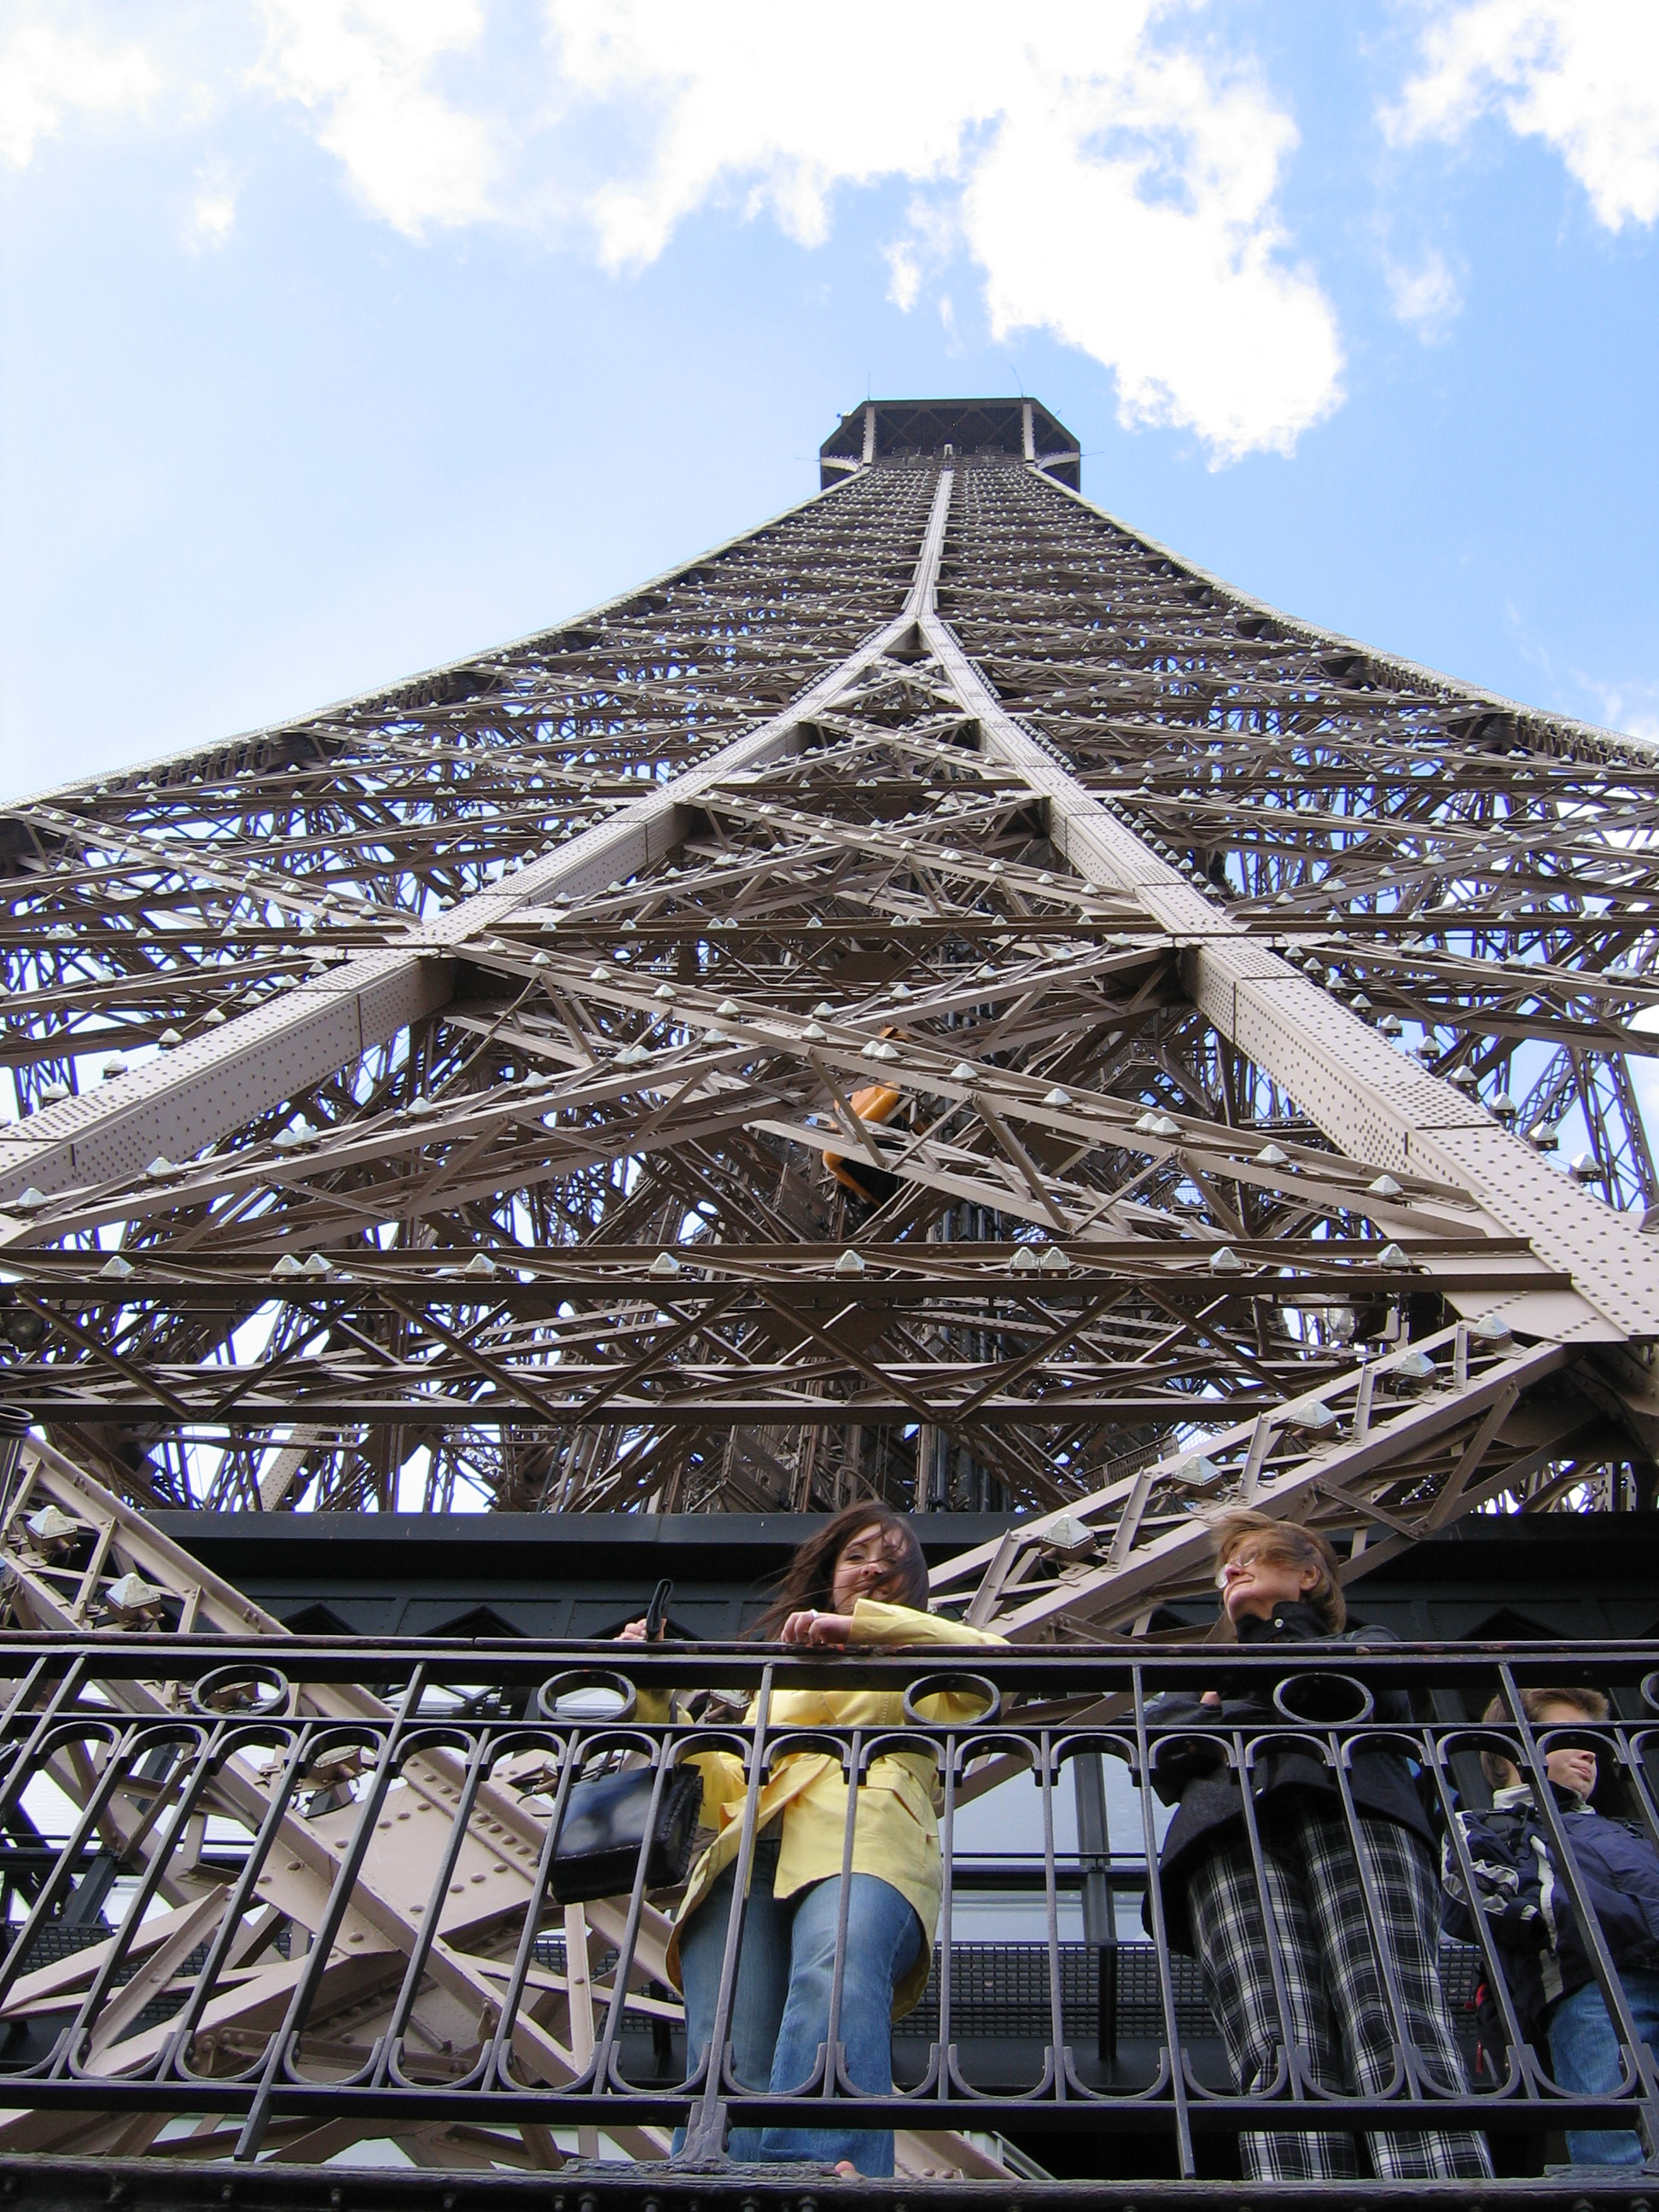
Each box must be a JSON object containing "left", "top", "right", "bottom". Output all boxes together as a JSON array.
[
  {"left": 1443, "top": 1687, "right": 1659, "bottom": 2167},
  {"left": 1144, "top": 1510, "right": 1490, "bottom": 2183}
]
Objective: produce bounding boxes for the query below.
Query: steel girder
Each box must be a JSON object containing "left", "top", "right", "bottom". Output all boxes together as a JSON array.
[{"left": 0, "top": 429, "right": 1649, "bottom": 1551}]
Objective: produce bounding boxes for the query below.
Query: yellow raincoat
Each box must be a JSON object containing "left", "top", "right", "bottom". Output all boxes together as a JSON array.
[{"left": 646, "top": 1598, "right": 1005, "bottom": 2018}]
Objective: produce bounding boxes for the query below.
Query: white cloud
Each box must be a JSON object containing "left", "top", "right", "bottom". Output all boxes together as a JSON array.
[
  {"left": 542, "top": 2, "right": 1343, "bottom": 463},
  {"left": 883, "top": 241, "right": 921, "bottom": 313},
  {"left": 1, "top": 2, "right": 1344, "bottom": 462},
  {"left": 1385, "top": 245, "right": 1461, "bottom": 338},
  {"left": 0, "top": 15, "right": 160, "bottom": 169},
  {"left": 187, "top": 159, "right": 239, "bottom": 248},
  {"left": 1388, "top": 0, "right": 1659, "bottom": 231},
  {"left": 546, "top": 6, "right": 981, "bottom": 267},
  {"left": 882, "top": 191, "right": 956, "bottom": 316},
  {"left": 1583, "top": 678, "right": 1659, "bottom": 748},
  {"left": 253, "top": 0, "right": 499, "bottom": 236},
  {"left": 962, "top": 40, "right": 1342, "bottom": 460}
]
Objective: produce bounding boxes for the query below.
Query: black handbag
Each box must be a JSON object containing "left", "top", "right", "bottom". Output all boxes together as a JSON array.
[
  {"left": 550, "top": 1762, "right": 703, "bottom": 1905},
  {"left": 549, "top": 1580, "right": 703, "bottom": 1905}
]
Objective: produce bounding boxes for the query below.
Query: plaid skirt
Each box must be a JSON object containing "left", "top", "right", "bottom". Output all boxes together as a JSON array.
[{"left": 1185, "top": 1796, "right": 1493, "bottom": 2181}]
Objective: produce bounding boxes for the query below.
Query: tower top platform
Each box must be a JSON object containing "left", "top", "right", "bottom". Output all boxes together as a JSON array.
[{"left": 819, "top": 394, "right": 1080, "bottom": 488}]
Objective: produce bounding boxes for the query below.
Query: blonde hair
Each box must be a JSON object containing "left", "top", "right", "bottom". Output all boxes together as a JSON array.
[
  {"left": 1478, "top": 1686, "right": 1611, "bottom": 1789},
  {"left": 1211, "top": 1511, "right": 1345, "bottom": 1632}
]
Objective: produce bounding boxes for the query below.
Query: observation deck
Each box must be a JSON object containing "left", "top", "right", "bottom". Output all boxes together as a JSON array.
[{"left": 820, "top": 397, "right": 1081, "bottom": 487}]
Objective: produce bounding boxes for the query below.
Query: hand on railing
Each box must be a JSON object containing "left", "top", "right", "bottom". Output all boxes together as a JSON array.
[
  {"left": 779, "top": 1608, "right": 856, "bottom": 1646},
  {"left": 1144, "top": 1686, "right": 1247, "bottom": 1802}
]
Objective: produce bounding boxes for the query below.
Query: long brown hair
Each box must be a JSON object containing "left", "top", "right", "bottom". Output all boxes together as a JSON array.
[{"left": 752, "top": 1503, "right": 929, "bottom": 1639}]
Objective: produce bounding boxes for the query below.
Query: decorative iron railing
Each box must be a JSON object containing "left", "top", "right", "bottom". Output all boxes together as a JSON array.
[{"left": 0, "top": 1635, "right": 1655, "bottom": 2197}]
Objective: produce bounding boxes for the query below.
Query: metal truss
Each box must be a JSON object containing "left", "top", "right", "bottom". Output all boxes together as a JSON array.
[{"left": 0, "top": 413, "right": 1651, "bottom": 1568}]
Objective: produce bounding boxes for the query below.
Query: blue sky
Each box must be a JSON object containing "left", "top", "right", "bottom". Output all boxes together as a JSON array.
[{"left": 2, "top": 1, "right": 1656, "bottom": 800}]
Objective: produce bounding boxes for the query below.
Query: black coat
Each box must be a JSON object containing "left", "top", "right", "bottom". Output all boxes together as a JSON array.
[
  {"left": 1140, "top": 1600, "right": 1434, "bottom": 1953},
  {"left": 1443, "top": 1783, "right": 1659, "bottom": 2035}
]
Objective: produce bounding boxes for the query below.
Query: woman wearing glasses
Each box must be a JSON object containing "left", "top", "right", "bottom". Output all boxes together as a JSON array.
[{"left": 1144, "top": 1510, "right": 1489, "bottom": 2183}]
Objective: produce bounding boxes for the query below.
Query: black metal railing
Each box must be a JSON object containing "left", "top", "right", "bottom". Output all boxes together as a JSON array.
[{"left": 0, "top": 1634, "right": 1655, "bottom": 2193}]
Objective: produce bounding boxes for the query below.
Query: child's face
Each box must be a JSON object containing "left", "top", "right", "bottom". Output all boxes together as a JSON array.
[{"left": 1530, "top": 1697, "right": 1601, "bottom": 1799}]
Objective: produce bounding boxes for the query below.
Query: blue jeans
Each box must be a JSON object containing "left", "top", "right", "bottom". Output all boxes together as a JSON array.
[
  {"left": 1546, "top": 1968, "right": 1659, "bottom": 2166},
  {"left": 677, "top": 1834, "right": 923, "bottom": 2176}
]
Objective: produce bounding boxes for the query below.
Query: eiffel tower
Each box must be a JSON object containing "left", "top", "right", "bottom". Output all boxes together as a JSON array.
[{"left": 1, "top": 396, "right": 1655, "bottom": 1639}]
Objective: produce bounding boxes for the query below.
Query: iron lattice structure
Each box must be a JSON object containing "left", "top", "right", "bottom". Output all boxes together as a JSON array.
[{"left": 0, "top": 398, "right": 1656, "bottom": 1635}]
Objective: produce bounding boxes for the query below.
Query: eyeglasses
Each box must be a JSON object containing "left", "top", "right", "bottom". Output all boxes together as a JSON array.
[{"left": 1214, "top": 1545, "right": 1278, "bottom": 1587}]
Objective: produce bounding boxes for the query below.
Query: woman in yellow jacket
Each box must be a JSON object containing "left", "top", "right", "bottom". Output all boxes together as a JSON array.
[{"left": 620, "top": 1500, "right": 1004, "bottom": 2176}]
